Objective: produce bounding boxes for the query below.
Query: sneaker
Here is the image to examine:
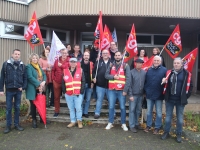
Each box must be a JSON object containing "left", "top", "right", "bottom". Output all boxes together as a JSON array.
[
  {"left": 4, "top": 126, "right": 11, "bottom": 134},
  {"left": 53, "top": 113, "right": 59, "bottom": 118},
  {"left": 161, "top": 132, "right": 170, "bottom": 140},
  {"left": 121, "top": 124, "right": 128, "bottom": 131},
  {"left": 176, "top": 133, "right": 182, "bottom": 143},
  {"left": 130, "top": 127, "right": 137, "bottom": 133},
  {"left": 153, "top": 128, "right": 159, "bottom": 135},
  {"left": 144, "top": 126, "right": 151, "bottom": 133},
  {"left": 105, "top": 123, "right": 113, "bottom": 130},
  {"left": 94, "top": 114, "right": 100, "bottom": 119},
  {"left": 67, "top": 122, "right": 75, "bottom": 128},
  {"left": 15, "top": 125, "right": 24, "bottom": 131}
]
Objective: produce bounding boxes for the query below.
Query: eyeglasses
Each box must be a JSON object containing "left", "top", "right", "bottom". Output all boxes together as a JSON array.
[
  {"left": 70, "top": 61, "right": 77, "bottom": 63},
  {"left": 62, "top": 53, "right": 68, "bottom": 55},
  {"left": 102, "top": 53, "right": 108, "bottom": 54}
]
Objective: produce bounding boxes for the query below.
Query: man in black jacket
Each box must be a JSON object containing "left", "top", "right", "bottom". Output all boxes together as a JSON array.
[
  {"left": 0, "top": 49, "right": 27, "bottom": 134},
  {"left": 92, "top": 49, "right": 112, "bottom": 119},
  {"left": 161, "top": 57, "right": 193, "bottom": 143}
]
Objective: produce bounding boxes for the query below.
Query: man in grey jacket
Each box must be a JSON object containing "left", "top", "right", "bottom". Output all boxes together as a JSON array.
[
  {"left": 105, "top": 51, "right": 131, "bottom": 131},
  {"left": 128, "top": 59, "right": 146, "bottom": 133}
]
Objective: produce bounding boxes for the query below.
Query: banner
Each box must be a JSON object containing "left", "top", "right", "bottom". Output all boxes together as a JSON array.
[
  {"left": 183, "top": 48, "right": 198, "bottom": 73},
  {"left": 101, "top": 25, "right": 113, "bottom": 50},
  {"left": 141, "top": 56, "right": 154, "bottom": 71},
  {"left": 94, "top": 11, "right": 103, "bottom": 49},
  {"left": 164, "top": 24, "right": 182, "bottom": 58},
  {"left": 112, "top": 28, "right": 117, "bottom": 43},
  {"left": 48, "top": 31, "right": 66, "bottom": 65},
  {"left": 24, "top": 11, "right": 44, "bottom": 49},
  {"left": 124, "top": 24, "right": 138, "bottom": 62}
]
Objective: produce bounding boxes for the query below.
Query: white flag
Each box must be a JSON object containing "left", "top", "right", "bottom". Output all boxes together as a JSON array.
[
  {"left": 48, "top": 31, "right": 66, "bottom": 65},
  {"left": 112, "top": 28, "right": 117, "bottom": 43}
]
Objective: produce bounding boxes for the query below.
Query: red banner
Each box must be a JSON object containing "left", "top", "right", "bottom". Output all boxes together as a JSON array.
[
  {"left": 101, "top": 25, "right": 113, "bottom": 50},
  {"left": 183, "top": 48, "right": 198, "bottom": 73},
  {"left": 124, "top": 24, "right": 138, "bottom": 62},
  {"left": 142, "top": 56, "right": 154, "bottom": 71},
  {"left": 164, "top": 24, "right": 182, "bottom": 58},
  {"left": 24, "top": 11, "right": 44, "bottom": 49},
  {"left": 94, "top": 11, "right": 103, "bottom": 49}
]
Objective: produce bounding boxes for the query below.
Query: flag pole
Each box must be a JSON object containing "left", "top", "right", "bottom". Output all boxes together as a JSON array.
[
  {"left": 43, "top": 43, "right": 46, "bottom": 50},
  {"left": 159, "top": 47, "right": 164, "bottom": 56},
  {"left": 94, "top": 40, "right": 101, "bottom": 79}
]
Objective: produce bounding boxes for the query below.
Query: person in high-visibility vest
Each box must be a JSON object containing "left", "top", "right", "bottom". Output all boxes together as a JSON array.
[
  {"left": 81, "top": 51, "right": 94, "bottom": 118},
  {"left": 62, "top": 57, "right": 85, "bottom": 129},
  {"left": 161, "top": 57, "right": 193, "bottom": 143},
  {"left": 105, "top": 51, "right": 131, "bottom": 131}
]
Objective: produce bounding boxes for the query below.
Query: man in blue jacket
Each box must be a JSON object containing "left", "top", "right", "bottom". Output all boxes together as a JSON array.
[
  {"left": 144, "top": 55, "right": 167, "bottom": 134},
  {"left": 0, "top": 49, "right": 27, "bottom": 134}
]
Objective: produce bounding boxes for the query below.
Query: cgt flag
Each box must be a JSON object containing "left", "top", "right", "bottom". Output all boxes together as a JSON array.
[
  {"left": 24, "top": 11, "right": 44, "bottom": 49},
  {"left": 142, "top": 56, "right": 154, "bottom": 71},
  {"left": 164, "top": 24, "right": 182, "bottom": 58},
  {"left": 124, "top": 24, "right": 138, "bottom": 62},
  {"left": 94, "top": 11, "right": 103, "bottom": 49},
  {"left": 101, "top": 24, "right": 113, "bottom": 50},
  {"left": 183, "top": 48, "right": 198, "bottom": 73}
]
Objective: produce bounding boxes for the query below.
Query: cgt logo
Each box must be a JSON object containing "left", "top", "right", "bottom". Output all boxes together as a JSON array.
[
  {"left": 24, "top": 21, "right": 36, "bottom": 38},
  {"left": 64, "top": 75, "right": 69, "bottom": 80},
  {"left": 117, "top": 84, "right": 122, "bottom": 88},
  {"left": 76, "top": 74, "right": 80, "bottom": 78}
]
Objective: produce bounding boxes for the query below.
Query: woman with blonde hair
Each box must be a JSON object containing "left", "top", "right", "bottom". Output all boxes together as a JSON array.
[
  {"left": 26, "top": 53, "right": 47, "bottom": 128},
  {"left": 152, "top": 47, "right": 166, "bottom": 67}
]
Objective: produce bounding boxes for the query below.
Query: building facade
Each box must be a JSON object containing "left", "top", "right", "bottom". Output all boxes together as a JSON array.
[{"left": 0, "top": 0, "right": 200, "bottom": 92}]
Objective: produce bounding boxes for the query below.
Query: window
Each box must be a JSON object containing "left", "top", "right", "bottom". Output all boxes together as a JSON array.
[
  {"left": 40, "top": 29, "right": 47, "bottom": 39},
  {"left": 154, "top": 35, "right": 169, "bottom": 45},
  {"left": 136, "top": 35, "right": 151, "bottom": 44},
  {"left": 5, "top": 24, "right": 24, "bottom": 36},
  {"left": 54, "top": 31, "right": 66, "bottom": 41}
]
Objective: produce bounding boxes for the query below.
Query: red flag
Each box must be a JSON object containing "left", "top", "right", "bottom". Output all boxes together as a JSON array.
[
  {"left": 33, "top": 94, "right": 46, "bottom": 125},
  {"left": 24, "top": 11, "right": 44, "bottom": 49},
  {"left": 124, "top": 24, "right": 138, "bottom": 62},
  {"left": 94, "top": 11, "right": 103, "bottom": 49},
  {"left": 183, "top": 48, "right": 198, "bottom": 73},
  {"left": 164, "top": 24, "right": 182, "bottom": 58},
  {"left": 142, "top": 56, "right": 154, "bottom": 71},
  {"left": 101, "top": 25, "right": 113, "bottom": 50}
]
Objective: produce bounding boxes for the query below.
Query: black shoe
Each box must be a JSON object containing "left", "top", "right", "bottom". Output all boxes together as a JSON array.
[
  {"left": 53, "top": 113, "right": 59, "bottom": 118},
  {"left": 161, "top": 132, "right": 169, "bottom": 140},
  {"left": 4, "top": 126, "right": 11, "bottom": 134},
  {"left": 32, "top": 119, "right": 37, "bottom": 128},
  {"left": 130, "top": 127, "right": 137, "bottom": 133},
  {"left": 94, "top": 114, "right": 100, "bottom": 119},
  {"left": 83, "top": 114, "right": 89, "bottom": 118},
  {"left": 135, "top": 125, "right": 143, "bottom": 130},
  {"left": 176, "top": 133, "right": 182, "bottom": 143},
  {"left": 15, "top": 125, "right": 24, "bottom": 131}
]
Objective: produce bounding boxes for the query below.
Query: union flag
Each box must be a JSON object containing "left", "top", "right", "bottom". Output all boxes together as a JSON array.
[
  {"left": 164, "top": 24, "right": 182, "bottom": 58},
  {"left": 183, "top": 48, "right": 198, "bottom": 73},
  {"left": 124, "top": 24, "right": 138, "bottom": 62},
  {"left": 94, "top": 11, "right": 103, "bottom": 49},
  {"left": 24, "top": 11, "right": 44, "bottom": 49},
  {"left": 101, "top": 24, "right": 113, "bottom": 50},
  {"left": 141, "top": 56, "right": 154, "bottom": 71}
]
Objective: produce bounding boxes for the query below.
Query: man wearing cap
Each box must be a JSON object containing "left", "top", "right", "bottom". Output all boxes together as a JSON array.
[
  {"left": 128, "top": 58, "right": 146, "bottom": 133},
  {"left": 62, "top": 57, "right": 85, "bottom": 129}
]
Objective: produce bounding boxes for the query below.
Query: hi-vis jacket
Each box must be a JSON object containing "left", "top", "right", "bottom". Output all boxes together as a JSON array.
[
  {"left": 63, "top": 67, "right": 85, "bottom": 95},
  {"left": 105, "top": 61, "right": 131, "bottom": 93}
]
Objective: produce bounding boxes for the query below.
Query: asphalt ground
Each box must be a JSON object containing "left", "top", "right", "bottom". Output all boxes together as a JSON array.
[{"left": 0, "top": 121, "right": 199, "bottom": 150}]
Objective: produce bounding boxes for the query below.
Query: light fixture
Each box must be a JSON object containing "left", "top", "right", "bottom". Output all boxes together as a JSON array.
[{"left": 85, "top": 23, "right": 92, "bottom": 27}]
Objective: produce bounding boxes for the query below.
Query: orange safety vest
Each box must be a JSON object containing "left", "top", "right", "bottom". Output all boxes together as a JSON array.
[
  {"left": 108, "top": 64, "right": 126, "bottom": 90},
  {"left": 63, "top": 68, "right": 82, "bottom": 95}
]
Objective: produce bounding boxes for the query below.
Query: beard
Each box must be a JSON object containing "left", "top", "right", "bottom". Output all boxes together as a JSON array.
[{"left": 115, "top": 59, "right": 121, "bottom": 62}]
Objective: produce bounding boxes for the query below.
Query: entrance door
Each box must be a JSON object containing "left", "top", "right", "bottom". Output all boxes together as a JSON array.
[{"left": 81, "top": 41, "right": 93, "bottom": 53}]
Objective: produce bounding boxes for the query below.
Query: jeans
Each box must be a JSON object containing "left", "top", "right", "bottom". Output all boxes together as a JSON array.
[
  {"left": 107, "top": 90, "right": 126, "bottom": 124},
  {"left": 65, "top": 94, "right": 83, "bottom": 122},
  {"left": 95, "top": 86, "right": 108, "bottom": 115},
  {"left": 6, "top": 90, "right": 22, "bottom": 126},
  {"left": 92, "top": 85, "right": 97, "bottom": 100},
  {"left": 147, "top": 99, "right": 163, "bottom": 129},
  {"left": 164, "top": 100, "right": 185, "bottom": 133},
  {"left": 82, "top": 84, "right": 93, "bottom": 115},
  {"left": 129, "top": 96, "right": 143, "bottom": 128}
]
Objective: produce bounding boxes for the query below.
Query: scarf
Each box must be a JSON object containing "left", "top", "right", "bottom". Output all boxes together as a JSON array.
[
  {"left": 170, "top": 68, "right": 183, "bottom": 95},
  {"left": 31, "top": 62, "right": 42, "bottom": 78},
  {"left": 10, "top": 57, "right": 20, "bottom": 69}
]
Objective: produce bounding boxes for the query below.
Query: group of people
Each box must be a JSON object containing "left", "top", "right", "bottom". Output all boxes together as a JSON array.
[{"left": 0, "top": 42, "right": 193, "bottom": 143}]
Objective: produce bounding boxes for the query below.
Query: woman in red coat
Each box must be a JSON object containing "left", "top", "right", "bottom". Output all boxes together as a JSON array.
[{"left": 51, "top": 48, "right": 69, "bottom": 118}]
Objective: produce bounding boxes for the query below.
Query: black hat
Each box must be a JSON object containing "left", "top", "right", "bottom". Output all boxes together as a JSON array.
[{"left": 134, "top": 58, "right": 144, "bottom": 63}]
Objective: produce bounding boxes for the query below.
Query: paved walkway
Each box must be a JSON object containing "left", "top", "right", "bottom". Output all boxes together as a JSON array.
[{"left": 0, "top": 122, "right": 199, "bottom": 150}]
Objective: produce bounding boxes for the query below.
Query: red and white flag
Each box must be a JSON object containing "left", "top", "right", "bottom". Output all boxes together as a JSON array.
[
  {"left": 183, "top": 48, "right": 198, "bottom": 73},
  {"left": 124, "top": 24, "right": 138, "bottom": 62},
  {"left": 24, "top": 11, "right": 44, "bottom": 49},
  {"left": 164, "top": 24, "right": 182, "bottom": 58},
  {"left": 101, "top": 25, "right": 113, "bottom": 50},
  {"left": 142, "top": 56, "right": 154, "bottom": 71},
  {"left": 94, "top": 11, "right": 103, "bottom": 49}
]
